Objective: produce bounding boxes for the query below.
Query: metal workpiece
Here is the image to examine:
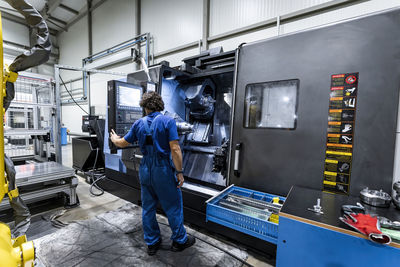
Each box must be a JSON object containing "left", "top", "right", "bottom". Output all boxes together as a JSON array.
[
  {"left": 176, "top": 121, "right": 194, "bottom": 134},
  {"left": 0, "top": 182, "right": 78, "bottom": 211},
  {"left": 206, "top": 185, "right": 283, "bottom": 244},
  {"left": 219, "top": 198, "right": 272, "bottom": 221},
  {"left": 209, "top": 188, "right": 282, "bottom": 222},
  {"left": 360, "top": 188, "right": 392, "bottom": 208},
  {"left": 163, "top": 111, "right": 194, "bottom": 134},
  {"left": 14, "top": 162, "right": 75, "bottom": 186},
  {"left": 0, "top": 162, "right": 79, "bottom": 211},
  {"left": 227, "top": 193, "right": 282, "bottom": 213}
]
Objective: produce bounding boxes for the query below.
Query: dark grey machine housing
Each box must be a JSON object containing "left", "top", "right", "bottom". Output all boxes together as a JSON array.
[
  {"left": 102, "top": 7, "right": 400, "bottom": 254},
  {"left": 229, "top": 8, "right": 400, "bottom": 197}
]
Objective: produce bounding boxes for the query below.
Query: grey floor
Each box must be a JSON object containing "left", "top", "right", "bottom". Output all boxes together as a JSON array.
[{"left": 27, "top": 144, "right": 274, "bottom": 266}]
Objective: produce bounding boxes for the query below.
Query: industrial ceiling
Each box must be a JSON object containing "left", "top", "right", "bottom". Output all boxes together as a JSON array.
[{"left": 0, "top": 0, "right": 106, "bottom": 36}]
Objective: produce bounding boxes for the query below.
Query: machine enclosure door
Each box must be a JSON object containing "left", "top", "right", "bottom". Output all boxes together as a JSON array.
[{"left": 229, "top": 8, "right": 400, "bottom": 197}]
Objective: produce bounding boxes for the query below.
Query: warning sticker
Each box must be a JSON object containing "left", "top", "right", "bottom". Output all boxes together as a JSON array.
[
  {"left": 323, "top": 182, "right": 349, "bottom": 195},
  {"left": 323, "top": 72, "right": 359, "bottom": 194},
  {"left": 327, "top": 134, "right": 353, "bottom": 145},
  {"left": 329, "top": 110, "right": 355, "bottom": 122},
  {"left": 326, "top": 151, "right": 352, "bottom": 162},
  {"left": 326, "top": 143, "right": 352, "bottom": 153}
]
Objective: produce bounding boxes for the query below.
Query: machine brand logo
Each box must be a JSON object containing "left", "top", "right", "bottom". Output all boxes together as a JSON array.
[{"left": 345, "top": 75, "right": 357, "bottom": 84}]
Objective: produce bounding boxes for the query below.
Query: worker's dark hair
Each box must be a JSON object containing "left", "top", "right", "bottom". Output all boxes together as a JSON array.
[{"left": 139, "top": 91, "right": 164, "bottom": 112}]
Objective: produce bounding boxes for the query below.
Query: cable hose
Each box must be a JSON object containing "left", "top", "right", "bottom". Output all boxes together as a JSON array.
[
  {"left": 88, "top": 147, "right": 105, "bottom": 196},
  {"left": 59, "top": 74, "right": 89, "bottom": 114},
  {"left": 89, "top": 174, "right": 105, "bottom": 196}
]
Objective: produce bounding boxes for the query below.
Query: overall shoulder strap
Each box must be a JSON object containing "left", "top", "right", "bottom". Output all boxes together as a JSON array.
[
  {"left": 149, "top": 114, "right": 162, "bottom": 132},
  {"left": 141, "top": 117, "right": 151, "bottom": 135},
  {"left": 142, "top": 114, "right": 162, "bottom": 135}
]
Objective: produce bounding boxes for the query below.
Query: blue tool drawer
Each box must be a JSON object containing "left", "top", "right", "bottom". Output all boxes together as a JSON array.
[{"left": 206, "top": 185, "right": 286, "bottom": 244}]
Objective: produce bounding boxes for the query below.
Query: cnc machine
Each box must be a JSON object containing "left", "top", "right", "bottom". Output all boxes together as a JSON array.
[{"left": 102, "top": 8, "right": 400, "bottom": 255}]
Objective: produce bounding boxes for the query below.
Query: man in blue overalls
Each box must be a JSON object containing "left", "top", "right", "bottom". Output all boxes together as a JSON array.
[{"left": 110, "top": 91, "right": 195, "bottom": 255}]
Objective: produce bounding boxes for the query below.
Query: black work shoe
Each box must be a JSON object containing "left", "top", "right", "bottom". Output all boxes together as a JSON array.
[
  {"left": 171, "top": 235, "right": 196, "bottom": 252},
  {"left": 147, "top": 238, "right": 162, "bottom": 256}
]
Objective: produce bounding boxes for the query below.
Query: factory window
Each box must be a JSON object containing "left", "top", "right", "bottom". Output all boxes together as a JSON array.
[{"left": 244, "top": 79, "right": 299, "bottom": 129}]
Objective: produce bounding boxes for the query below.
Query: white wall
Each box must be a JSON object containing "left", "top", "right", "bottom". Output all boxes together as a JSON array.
[
  {"left": 209, "top": 0, "right": 400, "bottom": 50},
  {"left": 209, "top": 0, "right": 331, "bottom": 36},
  {"left": 58, "top": 15, "right": 89, "bottom": 80},
  {"left": 2, "top": 15, "right": 31, "bottom": 72},
  {"left": 141, "top": 0, "right": 202, "bottom": 54},
  {"left": 2, "top": 19, "right": 30, "bottom": 46},
  {"left": 280, "top": 0, "right": 400, "bottom": 34},
  {"left": 58, "top": 0, "right": 400, "bottom": 140},
  {"left": 92, "top": 0, "right": 137, "bottom": 54},
  {"left": 58, "top": 13, "right": 89, "bottom": 133}
]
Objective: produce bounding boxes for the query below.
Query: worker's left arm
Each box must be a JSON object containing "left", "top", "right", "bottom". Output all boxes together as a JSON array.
[
  {"left": 110, "top": 129, "right": 130, "bottom": 148},
  {"left": 167, "top": 119, "right": 184, "bottom": 188}
]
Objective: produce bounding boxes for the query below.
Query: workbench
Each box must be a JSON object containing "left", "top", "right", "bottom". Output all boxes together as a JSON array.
[
  {"left": 276, "top": 186, "right": 400, "bottom": 266},
  {"left": 0, "top": 162, "right": 78, "bottom": 211}
]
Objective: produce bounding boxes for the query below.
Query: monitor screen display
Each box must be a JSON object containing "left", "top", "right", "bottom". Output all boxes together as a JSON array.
[{"left": 118, "top": 85, "right": 141, "bottom": 107}]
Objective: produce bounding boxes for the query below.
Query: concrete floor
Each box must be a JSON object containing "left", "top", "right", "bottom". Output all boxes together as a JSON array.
[
  {"left": 27, "top": 144, "right": 274, "bottom": 266},
  {"left": 61, "top": 143, "right": 129, "bottom": 221}
]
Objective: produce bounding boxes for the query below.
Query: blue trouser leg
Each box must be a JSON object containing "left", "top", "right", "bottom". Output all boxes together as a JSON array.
[
  {"left": 152, "top": 158, "right": 187, "bottom": 244},
  {"left": 141, "top": 184, "right": 161, "bottom": 245},
  {"left": 139, "top": 156, "right": 161, "bottom": 246}
]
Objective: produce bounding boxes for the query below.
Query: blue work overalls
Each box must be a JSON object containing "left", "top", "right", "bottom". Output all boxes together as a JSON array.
[{"left": 139, "top": 115, "right": 188, "bottom": 246}]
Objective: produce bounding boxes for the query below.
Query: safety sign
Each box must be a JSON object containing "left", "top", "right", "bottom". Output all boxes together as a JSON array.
[{"left": 323, "top": 73, "right": 359, "bottom": 194}]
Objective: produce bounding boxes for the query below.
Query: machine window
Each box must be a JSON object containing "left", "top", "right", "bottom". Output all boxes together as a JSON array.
[{"left": 244, "top": 79, "right": 299, "bottom": 129}]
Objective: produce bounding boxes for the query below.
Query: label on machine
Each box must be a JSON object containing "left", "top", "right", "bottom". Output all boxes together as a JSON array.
[{"left": 323, "top": 73, "right": 359, "bottom": 195}]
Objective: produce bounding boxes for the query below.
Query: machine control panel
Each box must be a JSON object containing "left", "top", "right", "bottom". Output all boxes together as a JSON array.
[
  {"left": 115, "top": 110, "right": 142, "bottom": 135},
  {"left": 108, "top": 80, "right": 143, "bottom": 152}
]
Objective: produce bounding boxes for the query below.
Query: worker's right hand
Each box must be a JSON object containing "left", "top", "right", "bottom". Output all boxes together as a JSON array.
[
  {"left": 110, "top": 129, "right": 119, "bottom": 143},
  {"left": 176, "top": 173, "right": 184, "bottom": 188}
]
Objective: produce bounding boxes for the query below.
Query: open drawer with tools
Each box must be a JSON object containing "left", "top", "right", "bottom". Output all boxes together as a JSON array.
[{"left": 206, "top": 185, "right": 286, "bottom": 244}]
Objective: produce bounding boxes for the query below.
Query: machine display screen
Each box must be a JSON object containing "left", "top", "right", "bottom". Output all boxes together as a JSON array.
[{"left": 118, "top": 85, "right": 141, "bottom": 108}]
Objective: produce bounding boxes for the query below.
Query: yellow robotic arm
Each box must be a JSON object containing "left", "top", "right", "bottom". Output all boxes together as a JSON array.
[
  {"left": 0, "top": 11, "right": 35, "bottom": 267},
  {"left": 0, "top": 0, "right": 51, "bottom": 264}
]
